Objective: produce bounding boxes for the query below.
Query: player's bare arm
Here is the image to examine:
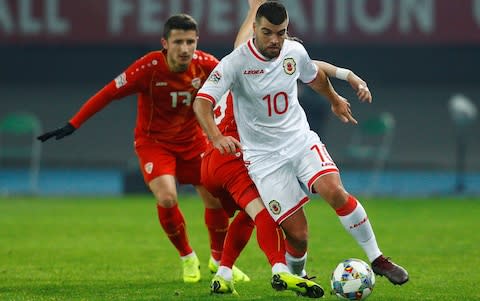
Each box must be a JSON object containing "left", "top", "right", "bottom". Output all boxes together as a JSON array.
[
  {"left": 193, "top": 97, "right": 242, "bottom": 155},
  {"left": 314, "top": 60, "right": 372, "bottom": 103},
  {"left": 308, "top": 68, "right": 358, "bottom": 124},
  {"left": 234, "top": 0, "right": 266, "bottom": 48}
]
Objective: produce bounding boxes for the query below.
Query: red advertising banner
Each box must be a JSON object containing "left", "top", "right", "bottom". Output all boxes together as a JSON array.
[{"left": 1, "top": 0, "right": 479, "bottom": 45}]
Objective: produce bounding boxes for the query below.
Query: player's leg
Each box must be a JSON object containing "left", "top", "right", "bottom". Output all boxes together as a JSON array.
[
  {"left": 297, "top": 133, "right": 408, "bottom": 285},
  {"left": 147, "top": 174, "right": 201, "bottom": 282},
  {"left": 312, "top": 168, "right": 409, "bottom": 285},
  {"left": 136, "top": 142, "right": 200, "bottom": 283},
  {"left": 194, "top": 185, "right": 230, "bottom": 266},
  {"left": 198, "top": 149, "right": 251, "bottom": 284},
  {"left": 280, "top": 208, "right": 309, "bottom": 277}
]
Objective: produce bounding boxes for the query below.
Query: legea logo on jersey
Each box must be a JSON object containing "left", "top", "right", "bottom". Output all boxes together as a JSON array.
[
  {"left": 208, "top": 71, "right": 222, "bottom": 84},
  {"left": 243, "top": 69, "right": 264, "bottom": 75},
  {"left": 191, "top": 77, "right": 202, "bottom": 89},
  {"left": 144, "top": 162, "right": 153, "bottom": 174},
  {"left": 283, "top": 58, "right": 296, "bottom": 75}
]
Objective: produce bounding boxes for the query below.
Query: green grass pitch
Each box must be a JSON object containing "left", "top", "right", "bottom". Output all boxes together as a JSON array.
[{"left": 1, "top": 195, "right": 479, "bottom": 300}]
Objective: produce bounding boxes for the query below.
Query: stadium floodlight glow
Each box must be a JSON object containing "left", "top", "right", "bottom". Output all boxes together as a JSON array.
[
  {"left": 447, "top": 93, "right": 478, "bottom": 193},
  {"left": 448, "top": 93, "right": 478, "bottom": 127}
]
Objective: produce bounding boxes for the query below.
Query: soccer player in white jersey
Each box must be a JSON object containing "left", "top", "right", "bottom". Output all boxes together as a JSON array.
[{"left": 194, "top": 1, "right": 408, "bottom": 285}]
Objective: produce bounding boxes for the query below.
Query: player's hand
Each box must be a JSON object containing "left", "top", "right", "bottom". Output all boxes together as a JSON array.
[
  {"left": 37, "top": 122, "right": 76, "bottom": 142},
  {"left": 347, "top": 73, "right": 372, "bottom": 103},
  {"left": 211, "top": 134, "right": 243, "bottom": 155},
  {"left": 331, "top": 95, "right": 358, "bottom": 124}
]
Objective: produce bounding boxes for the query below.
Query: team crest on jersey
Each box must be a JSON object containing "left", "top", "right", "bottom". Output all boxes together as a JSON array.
[
  {"left": 269, "top": 200, "right": 281, "bottom": 215},
  {"left": 144, "top": 162, "right": 153, "bottom": 174},
  {"left": 192, "top": 77, "right": 202, "bottom": 89},
  {"left": 283, "top": 57, "right": 296, "bottom": 75},
  {"left": 208, "top": 70, "right": 222, "bottom": 84}
]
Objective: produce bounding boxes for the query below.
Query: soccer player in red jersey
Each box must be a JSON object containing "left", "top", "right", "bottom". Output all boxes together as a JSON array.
[{"left": 37, "top": 13, "right": 249, "bottom": 283}]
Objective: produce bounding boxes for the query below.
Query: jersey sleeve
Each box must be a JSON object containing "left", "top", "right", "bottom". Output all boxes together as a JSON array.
[
  {"left": 69, "top": 53, "right": 155, "bottom": 128},
  {"left": 198, "top": 51, "right": 220, "bottom": 75},
  {"left": 297, "top": 44, "right": 319, "bottom": 84},
  {"left": 196, "top": 56, "right": 235, "bottom": 107}
]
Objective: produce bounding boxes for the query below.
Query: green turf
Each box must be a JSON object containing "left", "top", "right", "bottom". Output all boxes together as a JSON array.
[{"left": 1, "top": 195, "right": 479, "bottom": 300}]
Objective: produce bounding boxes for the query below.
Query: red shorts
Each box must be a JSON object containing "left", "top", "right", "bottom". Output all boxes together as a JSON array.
[
  {"left": 201, "top": 147, "right": 260, "bottom": 217},
  {"left": 135, "top": 134, "right": 207, "bottom": 185}
]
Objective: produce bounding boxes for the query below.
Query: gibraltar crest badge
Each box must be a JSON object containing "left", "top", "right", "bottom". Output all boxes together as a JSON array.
[
  {"left": 268, "top": 200, "right": 281, "bottom": 215},
  {"left": 283, "top": 57, "right": 296, "bottom": 75}
]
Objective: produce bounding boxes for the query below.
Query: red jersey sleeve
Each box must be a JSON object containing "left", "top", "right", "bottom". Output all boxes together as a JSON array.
[
  {"left": 69, "top": 53, "right": 156, "bottom": 128},
  {"left": 196, "top": 51, "right": 219, "bottom": 76}
]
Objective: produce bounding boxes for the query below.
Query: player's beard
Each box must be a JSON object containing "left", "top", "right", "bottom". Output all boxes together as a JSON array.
[{"left": 259, "top": 44, "right": 281, "bottom": 59}]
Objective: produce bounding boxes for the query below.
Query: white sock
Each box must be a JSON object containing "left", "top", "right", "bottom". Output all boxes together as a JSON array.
[
  {"left": 271, "top": 263, "right": 290, "bottom": 275},
  {"left": 285, "top": 251, "right": 307, "bottom": 277},
  {"left": 217, "top": 266, "right": 233, "bottom": 281},
  {"left": 180, "top": 251, "right": 197, "bottom": 260},
  {"left": 338, "top": 201, "right": 382, "bottom": 262}
]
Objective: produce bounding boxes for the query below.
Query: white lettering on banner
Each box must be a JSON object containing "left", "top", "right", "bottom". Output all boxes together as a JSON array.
[
  {"left": 284, "top": 1, "right": 308, "bottom": 33},
  {"left": 312, "top": 0, "right": 327, "bottom": 33},
  {"left": 189, "top": 0, "right": 204, "bottom": 25},
  {"left": 208, "top": 0, "right": 232, "bottom": 34},
  {"left": 475, "top": 0, "right": 480, "bottom": 27},
  {"left": 0, "top": 0, "right": 69, "bottom": 35},
  {"left": 20, "top": 0, "right": 41, "bottom": 34},
  {"left": 354, "top": 0, "right": 394, "bottom": 34},
  {"left": 0, "top": 0, "right": 14, "bottom": 33},
  {"left": 335, "top": 0, "right": 349, "bottom": 33},
  {"left": 109, "top": 0, "right": 134, "bottom": 34},
  {"left": 399, "top": 0, "right": 433, "bottom": 33},
  {"left": 292, "top": 0, "right": 435, "bottom": 36},
  {"left": 46, "top": 0, "right": 69, "bottom": 34},
  {"left": 139, "top": 0, "right": 163, "bottom": 34}
]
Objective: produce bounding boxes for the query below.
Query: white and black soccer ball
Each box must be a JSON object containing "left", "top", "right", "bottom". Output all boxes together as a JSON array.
[{"left": 331, "top": 258, "right": 375, "bottom": 300}]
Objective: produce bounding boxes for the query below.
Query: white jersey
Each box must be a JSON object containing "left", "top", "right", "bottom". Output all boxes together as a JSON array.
[{"left": 197, "top": 38, "right": 318, "bottom": 160}]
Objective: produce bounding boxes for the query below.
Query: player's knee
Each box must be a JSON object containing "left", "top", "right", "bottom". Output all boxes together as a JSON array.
[
  {"left": 319, "top": 182, "right": 348, "bottom": 208},
  {"left": 155, "top": 192, "right": 177, "bottom": 208},
  {"left": 284, "top": 227, "right": 308, "bottom": 250}
]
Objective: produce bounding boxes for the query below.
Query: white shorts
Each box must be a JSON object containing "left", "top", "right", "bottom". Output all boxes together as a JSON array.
[{"left": 246, "top": 131, "right": 339, "bottom": 223}]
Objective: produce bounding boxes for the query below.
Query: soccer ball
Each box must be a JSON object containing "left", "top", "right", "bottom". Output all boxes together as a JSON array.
[{"left": 331, "top": 258, "right": 375, "bottom": 300}]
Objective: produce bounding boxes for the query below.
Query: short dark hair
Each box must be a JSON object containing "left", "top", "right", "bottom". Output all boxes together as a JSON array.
[
  {"left": 256, "top": 1, "right": 288, "bottom": 25},
  {"left": 163, "top": 14, "right": 198, "bottom": 39}
]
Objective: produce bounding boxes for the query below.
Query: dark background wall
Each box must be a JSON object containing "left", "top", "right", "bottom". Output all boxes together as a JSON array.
[
  {"left": 1, "top": 44, "right": 479, "bottom": 171},
  {"left": 1, "top": 0, "right": 479, "bottom": 173}
]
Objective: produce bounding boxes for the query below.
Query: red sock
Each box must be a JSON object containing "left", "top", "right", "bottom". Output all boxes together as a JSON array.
[
  {"left": 221, "top": 211, "right": 254, "bottom": 268},
  {"left": 335, "top": 195, "right": 358, "bottom": 216},
  {"left": 205, "top": 208, "right": 229, "bottom": 261},
  {"left": 156, "top": 204, "right": 192, "bottom": 256},
  {"left": 255, "top": 209, "right": 286, "bottom": 266}
]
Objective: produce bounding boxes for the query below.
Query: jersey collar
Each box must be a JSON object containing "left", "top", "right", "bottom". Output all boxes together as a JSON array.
[{"left": 247, "top": 39, "right": 272, "bottom": 62}]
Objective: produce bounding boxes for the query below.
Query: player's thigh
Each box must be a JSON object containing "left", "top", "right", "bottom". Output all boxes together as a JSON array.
[
  {"left": 148, "top": 175, "right": 178, "bottom": 206},
  {"left": 135, "top": 143, "right": 177, "bottom": 183},
  {"left": 250, "top": 164, "right": 309, "bottom": 224},
  {"left": 295, "top": 134, "right": 339, "bottom": 193},
  {"left": 280, "top": 207, "right": 308, "bottom": 240}
]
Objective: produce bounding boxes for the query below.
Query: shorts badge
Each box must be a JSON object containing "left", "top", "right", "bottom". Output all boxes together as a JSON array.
[
  {"left": 283, "top": 57, "right": 296, "bottom": 75},
  {"left": 144, "top": 162, "right": 153, "bottom": 174},
  {"left": 269, "top": 200, "right": 281, "bottom": 215}
]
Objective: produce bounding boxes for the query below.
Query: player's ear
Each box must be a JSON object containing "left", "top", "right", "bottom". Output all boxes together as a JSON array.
[{"left": 161, "top": 37, "right": 168, "bottom": 49}]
